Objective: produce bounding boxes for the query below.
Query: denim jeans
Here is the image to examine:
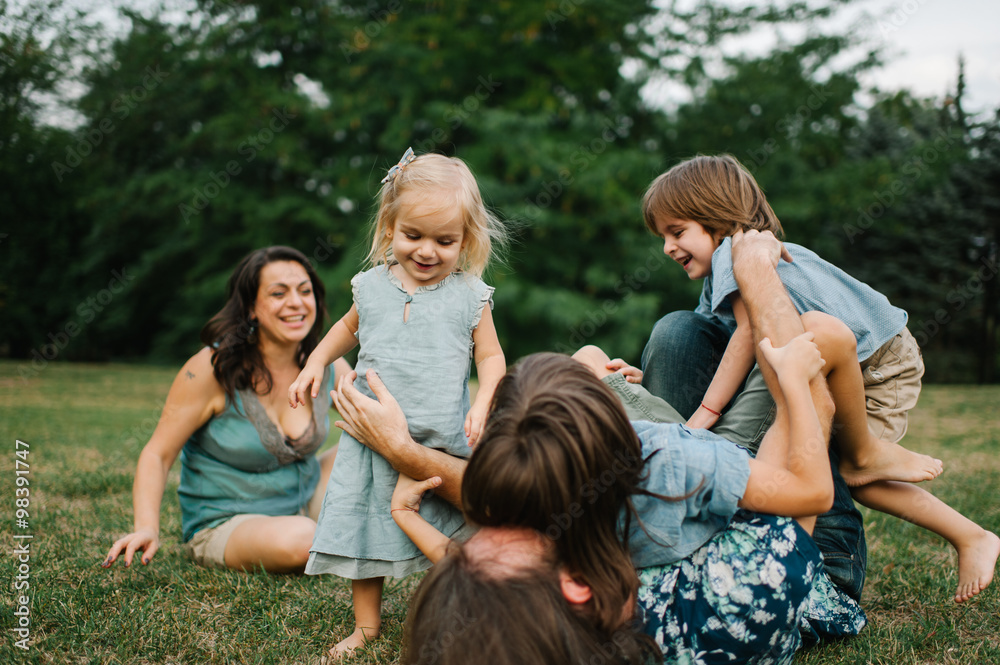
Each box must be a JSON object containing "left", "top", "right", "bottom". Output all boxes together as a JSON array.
[{"left": 639, "top": 310, "right": 867, "bottom": 600}]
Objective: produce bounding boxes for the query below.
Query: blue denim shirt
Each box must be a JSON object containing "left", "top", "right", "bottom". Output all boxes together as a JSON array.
[
  {"left": 707, "top": 237, "right": 907, "bottom": 362},
  {"left": 627, "top": 421, "right": 751, "bottom": 568}
]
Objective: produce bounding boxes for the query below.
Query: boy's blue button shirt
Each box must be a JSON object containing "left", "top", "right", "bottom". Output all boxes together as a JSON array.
[
  {"left": 626, "top": 421, "right": 751, "bottom": 568},
  {"left": 705, "top": 237, "right": 908, "bottom": 362}
]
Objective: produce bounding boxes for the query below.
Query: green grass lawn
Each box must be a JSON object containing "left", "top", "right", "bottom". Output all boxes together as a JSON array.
[{"left": 1, "top": 360, "right": 998, "bottom": 663}]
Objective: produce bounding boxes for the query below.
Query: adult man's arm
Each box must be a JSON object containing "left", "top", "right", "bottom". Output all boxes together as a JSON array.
[
  {"left": 331, "top": 369, "right": 467, "bottom": 507},
  {"left": 729, "top": 229, "right": 801, "bottom": 348}
]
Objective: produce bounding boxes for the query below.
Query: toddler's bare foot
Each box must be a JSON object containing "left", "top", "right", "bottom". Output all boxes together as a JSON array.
[
  {"left": 839, "top": 438, "right": 943, "bottom": 487},
  {"left": 954, "top": 529, "right": 1000, "bottom": 603},
  {"left": 322, "top": 626, "right": 379, "bottom": 662}
]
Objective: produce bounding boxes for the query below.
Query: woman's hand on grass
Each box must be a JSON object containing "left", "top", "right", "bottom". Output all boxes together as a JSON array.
[{"left": 103, "top": 529, "right": 159, "bottom": 568}]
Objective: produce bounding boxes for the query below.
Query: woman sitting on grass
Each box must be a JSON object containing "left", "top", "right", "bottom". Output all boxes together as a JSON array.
[{"left": 103, "top": 246, "right": 350, "bottom": 573}]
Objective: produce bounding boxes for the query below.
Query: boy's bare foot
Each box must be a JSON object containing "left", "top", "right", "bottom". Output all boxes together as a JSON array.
[
  {"left": 954, "top": 529, "right": 1000, "bottom": 603},
  {"left": 321, "top": 626, "right": 379, "bottom": 662},
  {"left": 838, "top": 438, "right": 943, "bottom": 487}
]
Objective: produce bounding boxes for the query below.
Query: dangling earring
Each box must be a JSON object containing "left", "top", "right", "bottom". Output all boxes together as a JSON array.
[{"left": 247, "top": 318, "right": 258, "bottom": 345}]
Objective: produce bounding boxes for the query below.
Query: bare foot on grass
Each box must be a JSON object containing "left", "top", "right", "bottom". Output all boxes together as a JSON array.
[
  {"left": 954, "top": 529, "right": 1000, "bottom": 603},
  {"left": 322, "top": 626, "right": 379, "bottom": 662},
  {"left": 839, "top": 438, "right": 943, "bottom": 487}
]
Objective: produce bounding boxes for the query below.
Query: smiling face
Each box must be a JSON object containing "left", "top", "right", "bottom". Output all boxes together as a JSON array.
[
  {"left": 251, "top": 260, "right": 317, "bottom": 347},
  {"left": 653, "top": 217, "right": 721, "bottom": 280},
  {"left": 389, "top": 191, "right": 466, "bottom": 290}
]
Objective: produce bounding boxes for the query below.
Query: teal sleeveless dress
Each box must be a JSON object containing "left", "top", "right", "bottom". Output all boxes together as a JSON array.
[
  {"left": 306, "top": 265, "right": 493, "bottom": 579},
  {"left": 177, "top": 365, "right": 335, "bottom": 542}
]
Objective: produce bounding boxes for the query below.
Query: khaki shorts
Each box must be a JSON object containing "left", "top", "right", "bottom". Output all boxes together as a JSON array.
[
  {"left": 860, "top": 327, "right": 924, "bottom": 443},
  {"left": 184, "top": 514, "right": 268, "bottom": 570}
]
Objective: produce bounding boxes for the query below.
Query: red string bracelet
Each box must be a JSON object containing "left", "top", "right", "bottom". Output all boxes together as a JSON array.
[{"left": 700, "top": 403, "right": 722, "bottom": 417}]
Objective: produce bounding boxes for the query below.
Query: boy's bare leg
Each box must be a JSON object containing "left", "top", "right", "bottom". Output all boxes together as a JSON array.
[
  {"left": 851, "top": 481, "right": 1000, "bottom": 602},
  {"left": 572, "top": 345, "right": 615, "bottom": 379},
  {"left": 799, "top": 311, "right": 942, "bottom": 486}
]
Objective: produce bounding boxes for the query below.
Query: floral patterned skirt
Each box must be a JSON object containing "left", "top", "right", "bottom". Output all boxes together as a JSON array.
[{"left": 636, "top": 511, "right": 866, "bottom": 665}]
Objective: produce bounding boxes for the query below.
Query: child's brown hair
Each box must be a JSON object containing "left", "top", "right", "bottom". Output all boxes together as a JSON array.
[
  {"left": 642, "top": 154, "right": 783, "bottom": 239},
  {"left": 402, "top": 540, "right": 658, "bottom": 665}
]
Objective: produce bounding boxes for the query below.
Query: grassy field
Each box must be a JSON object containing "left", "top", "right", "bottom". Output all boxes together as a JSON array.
[{"left": 1, "top": 359, "right": 998, "bottom": 664}]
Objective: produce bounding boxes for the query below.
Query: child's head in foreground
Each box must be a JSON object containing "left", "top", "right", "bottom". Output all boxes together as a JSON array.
[
  {"left": 642, "top": 154, "right": 783, "bottom": 279},
  {"left": 366, "top": 150, "right": 506, "bottom": 279}
]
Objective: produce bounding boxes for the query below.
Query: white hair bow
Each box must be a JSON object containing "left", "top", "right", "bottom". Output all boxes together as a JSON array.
[{"left": 380, "top": 147, "right": 416, "bottom": 184}]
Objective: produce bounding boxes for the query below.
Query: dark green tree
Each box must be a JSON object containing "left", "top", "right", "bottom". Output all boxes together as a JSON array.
[{"left": 0, "top": 0, "right": 100, "bottom": 369}]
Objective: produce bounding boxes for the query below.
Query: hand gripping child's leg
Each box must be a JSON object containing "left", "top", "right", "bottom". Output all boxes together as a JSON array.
[
  {"left": 800, "top": 312, "right": 942, "bottom": 486},
  {"left": 752, "top": 332, "right": 835, "bottom": 536}
]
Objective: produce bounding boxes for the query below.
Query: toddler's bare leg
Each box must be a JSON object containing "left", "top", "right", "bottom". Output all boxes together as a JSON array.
[
  {"left": 800, "top": 312, "right": 942, "bottom": 486},
  {"left": 851, "top": 481, "right": 1000, "bottom": 603},
  {"left": 329, "top": 577, "right": 383, "bottom": 659}
]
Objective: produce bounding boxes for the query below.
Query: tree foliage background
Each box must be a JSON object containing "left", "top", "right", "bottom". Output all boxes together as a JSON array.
[{"left": 2, "top": 0, "right": 998, "bottom": 382}]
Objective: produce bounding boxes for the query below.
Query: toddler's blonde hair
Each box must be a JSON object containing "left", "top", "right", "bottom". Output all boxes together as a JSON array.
[
  {"left": 642, "top": 154, "right": 783, "bottom": 239},
  {"left": 366, "top": 153, "right": 506, "bottom": 277}
]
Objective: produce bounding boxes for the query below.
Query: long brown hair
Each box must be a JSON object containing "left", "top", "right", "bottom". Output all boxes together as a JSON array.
[
  {"left": 402, "top": 542, "right": 659, "bottom": 665},
  {"left": 199, "top": 246, "right": 327, "bottom": 404},
  {"left": 642, "top": 154, "right": 783, "bottom": 239},
  {"left": 462, "top": 352, "right": 647, "bottom": 634}
]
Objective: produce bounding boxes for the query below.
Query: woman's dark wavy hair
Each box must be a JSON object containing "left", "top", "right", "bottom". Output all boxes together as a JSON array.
[
  {"left": 199, "top": 246, "right": 327, "bottom": 404},
  {"left": 402, "top": 542, "right": 660, "bottom": 665},
  {"left": 462, "top": 352, "right": 649, "bottom": 635}
]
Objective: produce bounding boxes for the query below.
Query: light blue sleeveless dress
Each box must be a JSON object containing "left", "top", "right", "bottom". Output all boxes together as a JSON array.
[
  {"left": 177, "top": 365, "right": 335, "bottom": 542},
  {"left": 306, "top": 265, "right": 494, "bottom": 579}
]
